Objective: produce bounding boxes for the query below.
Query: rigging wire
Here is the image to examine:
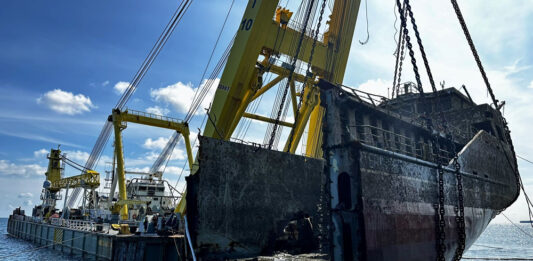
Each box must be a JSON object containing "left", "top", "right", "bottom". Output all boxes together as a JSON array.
[
  {"left": 268, "top": 0, "right": 317, "bottom": 150},
  {"left": 450, "top": 0, "right": 499, "bottom": 108},
  {"left": 517, "top": 155, "right": 533, "bottom": 165},
  {"left": 189, "top": 0, "right": 235, "bottom": 112},
  {"left": 395, "top": 0, "right": 423, "bottom": 94},
  {"left": 358, "top": 0, "right": 370, "bottom": 45},
  {"left": 285, "top": 0, "right": 327, "bottom": 152},
  {"left": 150, "top": 0, "right": 235, "bottom": 175},
  {"left": 68, "top": 0, "right": 193, "bottom": 208},
  {"left": 501, "top": 213, "right": 533, "bottom": 239}
]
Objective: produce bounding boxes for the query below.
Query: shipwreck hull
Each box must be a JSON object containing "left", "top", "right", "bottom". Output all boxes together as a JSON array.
[
  {"left": 321, "top": 81, "right": 519, "bottom": 260},
  {"left": 186, "top": 82, "right": 518, "bottom": 260},
  {"left": 326, "top": 139, "right": 510, "bottom": 260}
]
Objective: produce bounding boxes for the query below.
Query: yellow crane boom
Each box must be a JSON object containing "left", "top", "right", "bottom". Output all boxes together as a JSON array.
[
  {"left": 109, "top": 108, "right": 194, "bottom": 220},
  {"left": 176, "top": 0, "right": 361, "bottom": 214}
]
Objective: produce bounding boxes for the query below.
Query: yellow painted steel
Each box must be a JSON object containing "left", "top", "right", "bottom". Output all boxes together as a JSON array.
[
  {"left": 305, "top": 0, "right": 361, "bottom": 157},
  {"left": 243, "top": 112, "right": 293, "bottom": 128},
  {"left": 45, "top": 148, "right": 100, "bottom": 192},
  {"left": 112, "top": 111, "right": 129, "bottom": 220},
  {"left": 110, "top": 109, "right": 194, "bottom": 219},
  {"left": 51, "top": 170, "right": 100, "bottom": 190},
  {"left": 177, "top": 0, "right": 362, "bottom": 214},
  {"left": 45, "top": 149, "right": 63, "bottom": 191}
]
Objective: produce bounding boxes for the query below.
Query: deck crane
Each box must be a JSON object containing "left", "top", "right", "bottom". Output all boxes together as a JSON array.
[
  {"left": 38, "top": 148, "right": 100, "bottom": 219},
  {"left": 108, "top": 108, "right": 194, "bottom": 222},
  {"left": 172, "top": 0, "right": 362, "bottom": 214}
]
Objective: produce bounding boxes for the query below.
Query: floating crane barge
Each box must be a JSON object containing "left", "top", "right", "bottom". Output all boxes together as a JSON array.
[{"left": 8, "top": 0, "right": 521, "bottom": 260}]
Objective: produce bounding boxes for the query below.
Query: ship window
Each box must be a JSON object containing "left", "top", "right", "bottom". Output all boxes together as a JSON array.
[
  {"left": 139, "top": 186, "right": 147, "bottom": 191},
  {"left": 153, "top": 197, "right": 159, "bottom": 201},
  {"left": 157, "top": 187, "right": 164, "bottom": 192},
  {"left": 338, "top": 172, "right": 352, "bottom": 210}
]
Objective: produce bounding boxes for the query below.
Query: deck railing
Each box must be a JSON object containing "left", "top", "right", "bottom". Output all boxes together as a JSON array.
[{"left": 351, "top": 124, "right": 453, "bottom": 164}]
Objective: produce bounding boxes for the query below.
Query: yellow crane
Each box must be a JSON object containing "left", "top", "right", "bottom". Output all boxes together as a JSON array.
[
  {"left": 41, "top": 148, "right": 100, "bottom": 218},
  {"left": 175, "top": 0, "right": 361, "bottom": 214},
  {"left": 109, "top": 108, "right": 194, "bottom": 221}
]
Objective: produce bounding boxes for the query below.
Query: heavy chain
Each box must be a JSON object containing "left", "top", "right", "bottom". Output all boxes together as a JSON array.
[
  {"left": 452, "top": 155, "right": 466, "bottom": 261},
  {"left": 268, "top": 0, "right": 316, "bottom": 149},
  {"left": 392, "top": 1, "right": 407, "bottom": 98},
  {"left": 436, "top": 164, "right": 446, "bottom": 261},
  {"left": 431, "top": 132, "right": 446, "bottom": 261},
  {"left": 395, "top": 0, "right": 423, "bottom": 94},
  {"left": 450, "top": 0, "right": 498, "bottom": 108},
  {"left": 285, "top": 0, "right": 326, "bottom": 152},
  {"left": 404, "top": 1, "right": 437, "bottom": 93}
]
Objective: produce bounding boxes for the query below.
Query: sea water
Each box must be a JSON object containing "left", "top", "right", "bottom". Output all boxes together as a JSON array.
[{"left": 1, "top": 218, "right": 532, "bottom": 260}]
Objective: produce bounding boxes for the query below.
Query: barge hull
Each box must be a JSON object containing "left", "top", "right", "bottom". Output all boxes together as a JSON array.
[{"left": 7, "top": 215, "right": 187, "bottom": 260}]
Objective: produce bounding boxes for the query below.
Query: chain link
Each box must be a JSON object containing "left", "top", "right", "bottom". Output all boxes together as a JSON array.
[
  {"left": 404, "top": 1, "right": 437, "bottom": 93},
  {"left": 285, "top": 0, "right": 327, "bottom": 152},
  {"left": 268, "top": 0, "right": 316, "bottom": 149},
  {"left": 395, "top": 0, "right": 423, "bottom": 94},
  {"left": 430, "top": 130, "right": 446, "bottom": 261},
  {"left": 452, "top": 155, "right": 466, "bottom": 260},
  {"left": 392, "top": 2, "right": 407, "bottom": 98},
  {"left": 437, "top": 164, "right": 446, "bottom": 261},
  {"left": 450, "top": 0, "right": 498, "bottom": 108}
]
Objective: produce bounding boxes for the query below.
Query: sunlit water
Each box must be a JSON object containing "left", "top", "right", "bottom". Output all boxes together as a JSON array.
[{"left": 1, "top": 218, "right": 532, "bottom": 260}]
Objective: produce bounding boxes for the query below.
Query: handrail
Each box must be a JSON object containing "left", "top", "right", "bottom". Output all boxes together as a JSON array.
[{"left": 125, "top": 108, "right": 184, "bottom": 123}]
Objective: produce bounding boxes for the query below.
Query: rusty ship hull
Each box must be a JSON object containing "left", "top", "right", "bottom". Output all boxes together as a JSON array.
[
  {"left": 184, "top": 81, "right": 519, "bottom": 260},
  {"left": 321, "top": 80, "right": 519, "bottom": 260}
]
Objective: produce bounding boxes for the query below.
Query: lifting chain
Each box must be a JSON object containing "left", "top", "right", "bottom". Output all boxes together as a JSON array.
[
  {"left": 430, "top": 130, "right": 446, "bottom": 261},
  {"left": 392, "top": 1, "right": 407, "bottom": 98},
  {"left": 436, "top": 163, "right": 446, "bottom": 261},
  {"left": 450, "top": 0, "right": 498, "bottom": 108},
  {"left": 404, "top": 0, "right": 437, "bottom": 93},
  {"left": 285, "top": 0, "right": 327, "bottom": 152},
  {"left": 268, "top": 0, "right": 316, "bottom": 149},
  {"left": 452, "top": 154, "right": 466, "bottom": 261},
  {"left": 395, "top": 0, "right": 424, "bottom": 94}
]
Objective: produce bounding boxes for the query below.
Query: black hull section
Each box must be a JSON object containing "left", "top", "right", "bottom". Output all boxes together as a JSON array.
[
  {"left": 321, "top": 83, "right": 519, "bottom": 260},
  {"left": 326, "top": 138, "right": 515, "bottom": 260}
]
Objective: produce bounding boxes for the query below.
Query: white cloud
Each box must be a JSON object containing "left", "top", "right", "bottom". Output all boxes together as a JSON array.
[
  {"left": 33, "top": 149, "right": 48, "bottom": 159},
  {"left": 162, "top": 166, "right": 185, "bottom": 177},
  {"left": 23, "top": 200, "right": 33, "bottom": 206},
  {"left": 143, "top": 137, "right": 170, "bottom": 150},
  {"left": 150, "top": 79, "right": 219, "bottom": 115},
  {"left": 356, "top": 78, "right": 392, "bottom": 98},
  {"left": 18, "top": 192, "right": 33, "bottom": 198},
  {"left": 114, "top": 81, "right": 130, "bottom": 94},
  {"left": 125, "top": 167, "right": 150, "bottom": 174},
  {"left": 102, "top": 80, "right": 110, "bottom": 87},
  {"left": 63, "top": 150, "right": 90, "bottom": 163},
  {"left": 0, "top": 160, "right": 46, "bottom": 178},
  {"left": 37, "top": 89, "right": 95, "bottom": 115},
  {"left": 146, "top": 106, "right": 170, "bottom": 116},
  {"left": 529, "top": 80, "right": 533, "bottom": 89}
]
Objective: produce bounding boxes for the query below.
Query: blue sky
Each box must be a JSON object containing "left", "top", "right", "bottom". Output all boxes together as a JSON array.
[{"left": 0, "top": 0, "right": 532, "bottom": 225}]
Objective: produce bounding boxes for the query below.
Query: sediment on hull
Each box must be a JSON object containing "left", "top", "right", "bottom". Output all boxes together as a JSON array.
[
  {"left": 320, "top": 81, "right": 519, "bottom": 261},
  {"left": 186, "top": 136, "right": 325, "bottom": 259}
]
